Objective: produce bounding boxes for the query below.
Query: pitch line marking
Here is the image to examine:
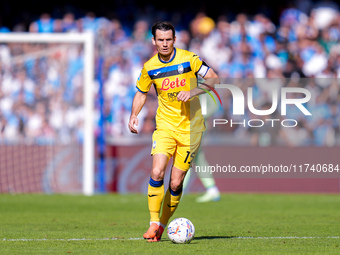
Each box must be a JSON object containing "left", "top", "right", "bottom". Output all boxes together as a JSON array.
[{"left": 2, "top": 236, "right": 340, "bottom": 242}]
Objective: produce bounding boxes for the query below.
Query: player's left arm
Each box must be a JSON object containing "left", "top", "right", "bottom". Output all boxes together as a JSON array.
[
  {"left": 177, "top": 68, "right": 219, "bottom": 102},
  {"left": 191, "top": 68, "right": 219, "bottom": 98}
]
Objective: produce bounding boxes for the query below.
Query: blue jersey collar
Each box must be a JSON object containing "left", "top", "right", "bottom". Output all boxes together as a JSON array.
[{"left": 158, "top": 47, "right": 176, "bottom": 63}]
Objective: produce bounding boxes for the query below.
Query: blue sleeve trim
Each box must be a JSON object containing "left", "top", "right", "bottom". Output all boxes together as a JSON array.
[{"left": 136, "top": 86, "right": 148, "bottom": 94}]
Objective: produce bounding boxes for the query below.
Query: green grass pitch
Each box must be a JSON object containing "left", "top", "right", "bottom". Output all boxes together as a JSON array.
[{"left": 1, "top": 193, "right": 340, "bottom": 254}]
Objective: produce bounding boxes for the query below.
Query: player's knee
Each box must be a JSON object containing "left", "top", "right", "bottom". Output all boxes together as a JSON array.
[
  {"left": 151, "top": 167, "right": 165, "bottom": 181},
  {"left": 170, "top": 180, "right": 183, "bottom": 192}
]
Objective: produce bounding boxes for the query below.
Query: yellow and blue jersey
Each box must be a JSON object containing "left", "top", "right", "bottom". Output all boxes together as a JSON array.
[{"left": 136, "top": 48, "right": 209, "bottom": 133}]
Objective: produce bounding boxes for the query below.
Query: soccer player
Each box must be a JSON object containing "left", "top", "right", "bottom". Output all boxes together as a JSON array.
[{"left": 128, "top": 21, "right": 219, "bottom": 242}]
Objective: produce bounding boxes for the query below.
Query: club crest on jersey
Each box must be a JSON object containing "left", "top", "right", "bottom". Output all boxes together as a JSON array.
[
  {"left": 178, "top": 64, "right": 184, "bottom": 74},
  {"left": 153, "top": 140, "right": 156, "bottom": 149}
]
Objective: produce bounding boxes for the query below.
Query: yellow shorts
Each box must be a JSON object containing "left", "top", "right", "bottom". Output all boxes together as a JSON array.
[{"left": 151, "top": 129, "right": 203, "bottom": 171}]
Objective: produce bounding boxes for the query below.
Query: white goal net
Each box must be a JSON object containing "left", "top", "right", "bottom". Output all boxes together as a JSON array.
[{"left": 0, "top": 33, "right": 95, "bottom": 195}]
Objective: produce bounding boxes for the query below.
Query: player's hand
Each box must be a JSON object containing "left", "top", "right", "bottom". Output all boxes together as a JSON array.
[
  {"left": 177, "top": 91, "right": 190, "bottom": 102},
  {"left": 128, "top": 116, "right": 139, "bottom": 134}
]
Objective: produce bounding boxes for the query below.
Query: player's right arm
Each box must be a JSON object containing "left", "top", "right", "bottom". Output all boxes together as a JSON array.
[
  {"left": 129, "top": 66, "right": 152, "bottom": 134},
  {"left": 128, "top": 91, "right": 147, "bottom": 134}
]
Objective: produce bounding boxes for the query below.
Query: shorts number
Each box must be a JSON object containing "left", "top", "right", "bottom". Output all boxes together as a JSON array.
[{"left": 184, "top": 151, "right": 196, "bottom": 164}]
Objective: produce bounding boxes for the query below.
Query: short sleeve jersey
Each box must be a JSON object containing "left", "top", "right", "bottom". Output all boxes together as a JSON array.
[{"left": 136, "top": 48, "right": 209, "bottom": 133}]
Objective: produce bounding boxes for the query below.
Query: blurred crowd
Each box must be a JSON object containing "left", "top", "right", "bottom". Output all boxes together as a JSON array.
[
  {"left": 1, "top": 0, "right": 340, "bottom": 146},
  {"left": 0, "top": 42, "right": 85, "bottom": 144}
]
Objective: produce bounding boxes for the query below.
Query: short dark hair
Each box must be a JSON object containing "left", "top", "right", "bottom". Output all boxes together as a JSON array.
[{"left": 151, "top": 21, "right": 175, "bottom": 39}]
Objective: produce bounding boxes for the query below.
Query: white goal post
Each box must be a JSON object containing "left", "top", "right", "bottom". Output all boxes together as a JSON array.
[{"left": 0, "top": 33, "right": 95, "bottom": 196}]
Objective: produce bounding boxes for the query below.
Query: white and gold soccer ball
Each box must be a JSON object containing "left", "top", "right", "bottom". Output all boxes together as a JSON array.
[{"left": 167, "top": 218, "right": 195, "bottom": 244}]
